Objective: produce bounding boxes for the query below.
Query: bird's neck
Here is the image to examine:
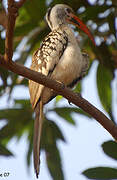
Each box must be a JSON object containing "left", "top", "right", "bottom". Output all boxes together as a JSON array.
[
  {"left": 51, "top": 24, "right": 73, "bottom": 34},
  {"left": 60, "top": 25, "right": 76, "bottom": 39},
  {"left": 50, "top": 22, "right": 67, "bottom": 30},
  {"left": 61, "top": 25, "right": 80, "bottom": 47},
  {"left": 51, "top": 24, "right": 78, "bottom": 46}
]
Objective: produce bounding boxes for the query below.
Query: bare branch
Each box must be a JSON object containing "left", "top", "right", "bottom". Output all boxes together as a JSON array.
[
  {"left": 1, "top": 0, "right": 117, "bottom": 146},
  {"left": 4, "top": 0, "right": 17, "bottom": 61},
  {"left": 4, "top": 0, "right": 26, "bottom": 62},
  {"left": 0, "top": 54, "right": 117, "bottom": 140},
  {"left": 0, "top": 8, "right": 7, "bottom": 28},
  {"left": 14, "top": 0, "right": 26, "bottom": 8}
]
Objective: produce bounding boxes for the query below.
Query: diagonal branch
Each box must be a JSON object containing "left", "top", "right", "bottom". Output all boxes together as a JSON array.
[
  {"left": 1, "top": 0, "right": 117, "bottom": 143},
  {"left": 0, "top": 54, "right": 117, "bottom": 140}
]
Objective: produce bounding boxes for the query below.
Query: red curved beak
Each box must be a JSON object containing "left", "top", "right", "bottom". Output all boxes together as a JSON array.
[{"left": 67, "top": 13, "right": 96, "bottom": 46}]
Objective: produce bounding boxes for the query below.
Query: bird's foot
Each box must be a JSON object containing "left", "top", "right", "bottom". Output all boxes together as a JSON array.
[
  {"left": 56, "top": 81, "right": 65, "bottom": 89},
  {"left": 76, "top": 92, "right": 82, "bottom": 98},
  {"left": 68, "top": 100, "right": 72, "bottom": 105}
]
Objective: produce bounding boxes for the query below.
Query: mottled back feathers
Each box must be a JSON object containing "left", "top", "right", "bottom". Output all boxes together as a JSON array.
[{"left": 29, "top": 28, "right": 68, "bottom": 109}]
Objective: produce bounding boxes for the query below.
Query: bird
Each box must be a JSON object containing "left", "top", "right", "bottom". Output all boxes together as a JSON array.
[{"left": 29, "top": 4, "right": 95, "bottom": 178}]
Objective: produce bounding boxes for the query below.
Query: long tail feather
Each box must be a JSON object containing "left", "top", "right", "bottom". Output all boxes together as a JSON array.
[{"left": 33, "top": 100, "right": 43, "bottom": 178}]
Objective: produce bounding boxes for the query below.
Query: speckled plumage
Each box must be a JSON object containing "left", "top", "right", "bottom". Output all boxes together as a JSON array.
[
  {"left": 29, "top": 28, "right": 68, "bottom": 108},
  {"left": 29, "top": 26, "right": 89, "bottom": 108}
]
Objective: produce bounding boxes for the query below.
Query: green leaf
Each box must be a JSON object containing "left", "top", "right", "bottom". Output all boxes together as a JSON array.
[
  {"left": 0, "top": 67, "right": 9, "bottom": 89},
  {"left": 0, "top": 33, "right": 5, "bottom": 54},
  {"left": 107, "top": 13, "right": 116, "bottom": 37},
  {"left": 79, "top": 5, "right": 110, "bottom": 21},
  {"left": 0, "top": 99, "right": 33, "bottom": 142},
  {"left": 14, "top": 99, "right": 31, "bottom": 108},
  {"left": 55, "top": 95, "right": 63, "bottom": 103},
  {"left": 54, "top": 107, "right": 75, "bottom": 125},
  {"left": 74, "top": 82, "right": 82, "bottom": 92},
  {"left": 23, "top": 0, "right": 46, "bottom": 23},
  {"left": 41, "top": 118, "right": 65, "bottom": 149},
  {"left": 46, "top": 144, "right": 64, "bottom": 180},
  {"left": 53, "top": 107, "right": 91, "bottom": 125},
  {"left": 97, "top": 64, "right": 113, "bottom": 118},
  {"left": 102, "top": 140, "right": 117, "bottom": 160},
  {"left": 14, "top": 21, "right": 37, "bottom": 36},
  {"left": 27, "top": 133, "right": 33, "bottom": 167},
  {"left": 96, "top": 43, "right": 114, "bottom": 71},
  {"left": 41, "top": 118, "right": 65, "bottom": 179},
  {"left": 16, "top": 7, "right": 31, "bottom": 26},
  {"left": 0, "top": 144, "right": 13, "bottom": 157},
  {"left": 83, "top": 167, "right": 117, "bottom": 179}
]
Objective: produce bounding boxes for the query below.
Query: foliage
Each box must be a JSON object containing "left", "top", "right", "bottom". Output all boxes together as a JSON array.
[
  {"left": 0, "top": 0, "right": 117, "bottom": 179},
  {"left": 83, "top": 140, "right": 117, "bottom": 179}
]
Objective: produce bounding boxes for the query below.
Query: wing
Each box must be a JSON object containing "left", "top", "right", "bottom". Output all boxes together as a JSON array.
[
  {"left": 80, "top": 52, "right": 89, "bottom": 77},
  {"left": 29, "top": 28, "right": 68, "bottom": 109}
]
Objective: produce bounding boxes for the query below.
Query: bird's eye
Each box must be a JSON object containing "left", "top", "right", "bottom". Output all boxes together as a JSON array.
[{"left": 65, "top": 8, "right": 71, "bottom": 15}]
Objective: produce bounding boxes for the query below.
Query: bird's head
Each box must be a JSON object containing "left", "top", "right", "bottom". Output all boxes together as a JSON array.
[{"left": 46, "top": 4, "right": 95, "bottom": 46}]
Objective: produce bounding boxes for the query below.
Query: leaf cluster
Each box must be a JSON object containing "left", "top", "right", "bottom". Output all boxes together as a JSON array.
[{"left": 83, "top": 140, "right": 117, "bottom": 179}]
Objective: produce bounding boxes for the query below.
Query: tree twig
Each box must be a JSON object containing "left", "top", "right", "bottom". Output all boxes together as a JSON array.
[
  {"left": 0, "top": 54, "right": 117, "bottom": 140},
  {"left": 0, "top": 3, "right": 7, "bottom": 29},
  {"left": 4, "top": 0, "right": 17, "bottom": 61},
  {"left": 14, "top": 0, "right": 26, "bottom": 8},
  {"left": 4, "top": 0, "right": 26, "bottom": 62}
]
